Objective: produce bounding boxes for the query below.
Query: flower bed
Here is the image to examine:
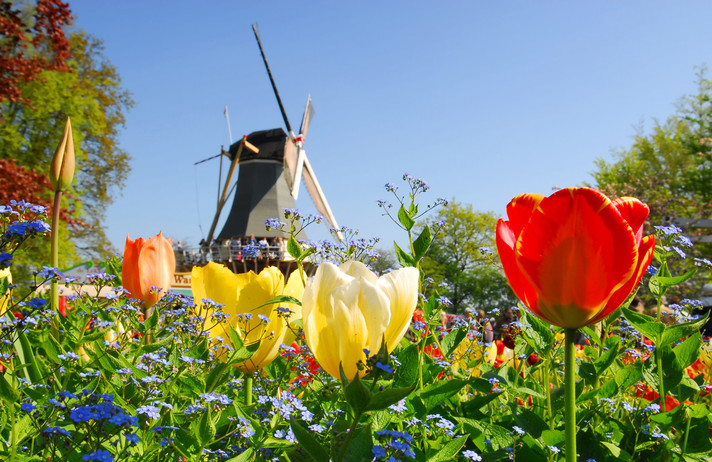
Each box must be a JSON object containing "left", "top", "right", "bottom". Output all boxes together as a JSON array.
[{"left": 0, "top": 175, "right": 711, "bottom": 461}]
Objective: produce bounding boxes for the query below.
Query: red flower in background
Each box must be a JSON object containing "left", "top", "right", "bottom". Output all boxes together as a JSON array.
[{"left": 496, "top": 188, "right": 655, "bottom": 329}]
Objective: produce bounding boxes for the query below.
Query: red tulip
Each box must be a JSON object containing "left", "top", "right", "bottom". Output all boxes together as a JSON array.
[
  {"left": 122, "top": 232, "right": 176, "bottom": 309},
  {"left": 496, "top": 188, "right": 655, "bottom": 329}
]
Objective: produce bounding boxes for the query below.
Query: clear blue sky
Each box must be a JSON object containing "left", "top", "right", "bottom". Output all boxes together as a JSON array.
[{"left": 69, "top": 1, "right": 712, "bottom": 256}]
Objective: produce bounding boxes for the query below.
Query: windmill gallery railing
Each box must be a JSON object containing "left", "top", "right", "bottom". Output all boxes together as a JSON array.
[{"left": 172, "top": 237, "right": 313, "bottom": 277}]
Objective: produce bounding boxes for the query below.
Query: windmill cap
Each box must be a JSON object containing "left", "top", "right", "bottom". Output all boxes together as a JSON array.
[{"left": 227, "top": 128, "right": 288, "bottom": 162}]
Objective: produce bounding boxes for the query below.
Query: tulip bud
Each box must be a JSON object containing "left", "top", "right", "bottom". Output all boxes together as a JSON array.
[{"left": 49, "top": 117, "right": 76, "bottom": 192}]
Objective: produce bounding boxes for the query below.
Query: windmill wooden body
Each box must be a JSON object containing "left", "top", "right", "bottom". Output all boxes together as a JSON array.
[{"left": 184, "top": 24, "right": 341, "bottom": 276}]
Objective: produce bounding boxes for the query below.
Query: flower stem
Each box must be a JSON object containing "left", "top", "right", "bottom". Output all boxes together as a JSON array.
[
  {"left": 656, "top": 344, "right": 665, "bottom": 410},
  {"left": 50, "top": 190, "right": 61, "bottom": 313},
  {"left": 564, "top": 327, "right": 577, "bottom": 462},
  {"left": 544, "top": 354, "right": 554, "bottom": 430},
  {"left": 245, "top": 374, "right": 253, "bottom": 406}
]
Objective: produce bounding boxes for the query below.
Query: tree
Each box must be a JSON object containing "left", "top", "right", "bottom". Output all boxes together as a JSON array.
[
  {"left": 0, "top": 26, "right": 133, "bottom": 269},
  {"left": 0, "top": 0, "right": 71, "bottom": 104},
  {"left": 592, "top": 68, "right": 712, "bottom": 295},
  {"left": 420, "top": 200, "right": 517, "bottom": 313}
]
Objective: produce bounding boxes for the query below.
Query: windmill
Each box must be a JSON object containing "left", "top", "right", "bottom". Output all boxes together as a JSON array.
[{"left": 201, "top": 23, "right": 341, "bottom": 252}]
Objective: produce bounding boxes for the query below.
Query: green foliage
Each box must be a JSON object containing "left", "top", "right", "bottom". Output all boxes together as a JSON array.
[
  {"left": 0, "top": 31, "right": 133, "bottom": 267},
  {"left": 420, "top": 200, "right": 517, "bottom": 313},
  {"left": 592, "top": 68, "right": 712, "bottom": 294}
]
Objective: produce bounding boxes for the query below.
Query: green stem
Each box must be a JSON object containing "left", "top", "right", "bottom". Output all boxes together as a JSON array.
[
  {"left": 50, "top": 190, "right": 61, "bottom": 312},
  {"left": 244, "top": 374, "right": 253, "bottom": 406},
  {"left": 544, "top": 355, "right": 554, "bottom": 430},
  {"left": 656, "top": 345, "right": 665, "bottom": 410},
  {"left": 336, "top": 408, "right": 362, "bottom": 462},
  {"left": 681, "top": 404, "right": 692, "bottom": 454},
  {"left": 10, "top": 402, "right": 17, "bottom": 461},
  {"left": 564, "top": 328, "right": 577, "bottom": 462}
]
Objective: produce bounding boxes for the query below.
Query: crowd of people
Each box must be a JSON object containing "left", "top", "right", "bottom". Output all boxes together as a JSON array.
[{"left": 172, "top": 235, "right": 290, "bottom": 268}]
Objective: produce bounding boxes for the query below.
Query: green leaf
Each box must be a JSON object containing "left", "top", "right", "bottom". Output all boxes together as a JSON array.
[
  {"left": 262, "top": 294, "right": 302, "bottom": 306},
  {"left": 456, "top": 417, "right": 514, "bottom": 451},
  {"left": 337, "top": 423, "right": 374, "bottom": 462},
  {"left": 394, "top": 242, "right": 416, "bottom": 268},
  {"left": 17, "top": 330, "right": 43, "bottom": 384},
  {"left": 427, "top": 435, "right": 468, "bottom": 461},
  {"left": 398, "top": 205, "right": 415, "bottom": 231},
  {"left": 344, "top": 372, "right": 372, "bottom": 415},
  {"left": 198, "top": 406, "right": 216, "bottom": 446},
  {"left": 365, "top": 385, "right": 415, "bottom": 412},
  {"left": 178, "top": 374, "right": 206, "bottom": 394},
  {"left": 673, "top": 332, "right": 702, "bottom": 370},
  {"left": 661, "top": 313, "right": 708, "bottom": 346},
  {"left": 0, "top": 374, "right": 20, "bottom": 404},
  {"left": 655, "top": 269, "right": 697, "bottom": 290},
  {"left": 594, "top": 336, "right": 620, "bottom": 375},
  {"left": 227, "top": 342, "right": 260, "bottom": 365},
  {"left": 441, "top": 326, "right": 468, "bottom": 358},
  {"left": 540, "top": 429, "right": 565, "bottom": 447},
  {"left": 622, "top": 308, "right": 665, "bottom": 344},
  {"left": 287, "top": 235, "right": 303, "bottom": 261},
  {"left": 393, "top": 343, "right": 419, "bottom": 387},
  {"left": 225, "top": 448, "right": 255, "bottom": 462},
  {"left": 226, "top": 324, "right": 245, "bottom": 350},
  {"left": 614, "top": 362, "right": 644, "bottom": 390},
  {"left": 173, "top": 428, "right": 202, "bottom": 457},
  {"left": 144, "top": 307, "right": 159, "bottom": 332},
  {"left": 510, "top": 406, "right": 548, "bottom": 438},
  {"left": 417, "top": 379, "right": 469, "bottom": 411},
  {"left": 412, "top": 225, "right": 432, "bottom": 261},
  {"left": 519, "top": 309, "right": 554, "bottom": 351},
  {"left": 290, "top": 419, "right": 330, "bottom": 462},
  {"left": 602, "top": 441, "right": 621, "bottom": 458}
]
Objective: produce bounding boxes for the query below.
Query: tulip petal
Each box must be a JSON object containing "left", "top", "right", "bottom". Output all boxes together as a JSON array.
[
  {"left": 516, "top": 188, "right": 638, "bottom": 328},
  {"left": 590, "top": 234, "right": 656, "bottom": 325},
  {"left": 506, "top": 193, "right": 545, "bottom": 238},
  {"left": 612, "top": 197, "right": 650, "bottom": 244},
  {"left": 137, "top": 232, "right": 175, "bottom": 308},
  {"left": 192, "top": 262, "right": 240, "bottom": 333},
  {"left": 122, "top": 235, "right": 143, "bottom": 302},
  {"left": 331, "top": 277, "right": 390, "bottom": 379},
  {"left": 378, "top": 267, "right": 419, "bottom": 351},
  {"left": 496, "top": 220, "right": 547, "bottom": 322},
  {"left": 302, "top": 263, "right": 350, "bottom": 378},
  {"left": 340, "top": 260, "right": 379, "bottom": 284}
]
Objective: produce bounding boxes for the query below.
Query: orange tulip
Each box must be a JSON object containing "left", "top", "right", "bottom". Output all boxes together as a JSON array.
[
  {"left": 496, "top": 187, "right": 655, "bottom": 329},
  {"left": 122, "top": 232, "right": 176, "bottom": 309}
]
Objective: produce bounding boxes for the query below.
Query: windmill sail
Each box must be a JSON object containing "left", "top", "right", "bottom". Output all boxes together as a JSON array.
[{"left": 302, "top": 156, "right": 341, "bottom": 239}]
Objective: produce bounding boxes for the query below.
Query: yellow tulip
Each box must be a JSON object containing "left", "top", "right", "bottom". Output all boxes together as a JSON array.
[
  {"left": 302, "top": 261, "right": 419, "bottom": 380},
  {"left": 191, "top": 262, "right": 303, "bottom": 373}
]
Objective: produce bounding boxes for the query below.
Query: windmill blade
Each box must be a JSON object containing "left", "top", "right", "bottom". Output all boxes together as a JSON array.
[
  {"left": 291, "top": 147, "right": 306, "bottom": 200},
  {"left": 283, "top": 139, "right": 299, "bottom": 192},
  {"left": 252, "top": 23, "right": 294, "bottom": 137},
  {"left": 302, "top": 155, "right": 343, "bottom": 241},
  {"left": 286, "top": 96, "right": 314, "bottom": 199},
  {"left": 298, "top": 95, "right": 314, "bottom": 140}
]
